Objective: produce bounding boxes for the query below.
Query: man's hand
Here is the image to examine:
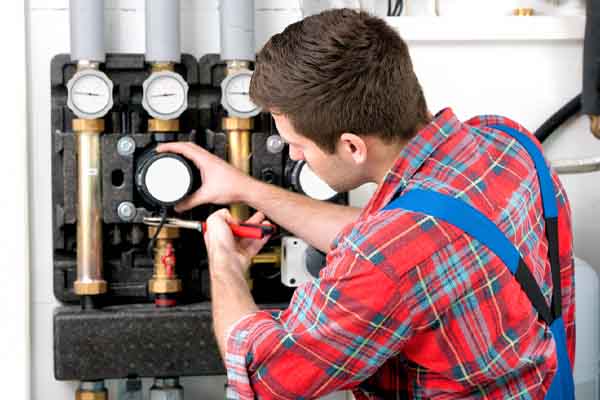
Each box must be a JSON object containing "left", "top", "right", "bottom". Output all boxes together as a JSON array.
[
  {"left": 157, "top": 142, "right": 254, "bottom": 212},
  {"left": 204, "top": 209, "right": 271, "bottom": 278}
]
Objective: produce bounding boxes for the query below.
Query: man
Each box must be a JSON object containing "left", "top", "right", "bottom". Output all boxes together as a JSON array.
[{"left": 159, "top": 9, "right": 575, "bottom": 400}]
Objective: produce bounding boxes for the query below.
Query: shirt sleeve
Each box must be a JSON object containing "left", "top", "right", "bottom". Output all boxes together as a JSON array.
[{"left": 224, "top": 246, "right": 427, "bottom": 400}]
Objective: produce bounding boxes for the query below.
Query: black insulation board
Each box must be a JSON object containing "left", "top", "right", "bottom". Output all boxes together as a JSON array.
[{"left": 54, "top": 303, "right": 224, "bottom": 380}]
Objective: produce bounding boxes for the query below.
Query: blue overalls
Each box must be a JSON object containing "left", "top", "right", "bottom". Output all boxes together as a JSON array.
[{"left": 383, "top": 124, "right": 575, "bottom": 399}]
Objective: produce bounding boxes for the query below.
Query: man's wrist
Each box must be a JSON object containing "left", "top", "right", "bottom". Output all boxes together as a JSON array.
[
  {"left": 232, "top": 173, "right": 257, "bottom": 204},
  {"left": 209, "top": 257, "right": 248, "bottom": 282}
]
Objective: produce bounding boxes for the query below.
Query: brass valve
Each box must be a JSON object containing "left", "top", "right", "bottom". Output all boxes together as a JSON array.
[{"left": 148, "top": 226, "right": 182, "bottom": 294}]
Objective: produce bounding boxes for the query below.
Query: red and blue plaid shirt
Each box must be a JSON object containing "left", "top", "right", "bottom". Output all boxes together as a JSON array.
[{"left": 225, "top": 108, "right": 575, "bottom": 399}]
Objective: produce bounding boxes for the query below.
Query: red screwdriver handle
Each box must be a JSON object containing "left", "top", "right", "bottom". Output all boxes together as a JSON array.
[
  {"left": 200, "top": 222, "right": 276, "bottom": 239},
  {"left": 231, "top": 223, "right": 275, "bottom": 239}
]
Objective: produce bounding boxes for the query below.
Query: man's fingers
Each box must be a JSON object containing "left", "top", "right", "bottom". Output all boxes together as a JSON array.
[
  {"left": 245, "top": 211, "right": 266, "bottom": 225},
  {"left": 174, "top": 187, "right": 210, "bottom": 212},
  {"left": 156, "top": 142, "right": 208, "bottom": 165}
]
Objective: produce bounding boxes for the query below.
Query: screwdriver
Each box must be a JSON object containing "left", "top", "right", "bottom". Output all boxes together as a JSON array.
[{"left": 143, "top": 217, "right": 277, "bottom": 239}]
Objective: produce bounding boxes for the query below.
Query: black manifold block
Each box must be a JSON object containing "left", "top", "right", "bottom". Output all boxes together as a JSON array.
[{"left": 54, "top": 303, "right": 224, "bottom": 380}]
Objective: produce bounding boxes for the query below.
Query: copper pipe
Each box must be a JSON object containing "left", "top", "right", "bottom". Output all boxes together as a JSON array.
[
  {"left": 74, "top": 124, "right": 107, "bottom": 296},
  {"left": 224, "top": 117, "right": 253, "bottom": 221}
]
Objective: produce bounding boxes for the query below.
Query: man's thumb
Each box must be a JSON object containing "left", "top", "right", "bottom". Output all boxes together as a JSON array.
[{"left": 174, "top": 188, "right": 209, "bottom": 213}]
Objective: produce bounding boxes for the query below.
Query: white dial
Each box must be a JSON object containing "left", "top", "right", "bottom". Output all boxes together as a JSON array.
[
  {"left": 142, "top": 71, "right": 189, "bottom": 120},
  {"left": 67, "top": 70, "right": 113, "bottom": 119},
  {"left": 298, "top": 163, "right": 338, "bottom": 201},
  {"left": 145, "top": 157, "right": 192, "bottom": 204},
  {"left": 221, "top": 69, "right": 261, "bottom": 118}
]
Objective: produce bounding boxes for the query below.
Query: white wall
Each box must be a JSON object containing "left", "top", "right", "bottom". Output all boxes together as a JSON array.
[
  {"left": 0, "top": 1, "right": 31, "bottom": 399},
  {"left": 26, "top": 0, "right": 593, "bottom": 399}
]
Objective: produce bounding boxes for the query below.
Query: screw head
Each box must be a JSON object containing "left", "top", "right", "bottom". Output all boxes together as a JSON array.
[
  {"left": 266, "top": 135, "right": 285, "bottom": 154},
  {"left": 117, "top": 136, "right": 136, "bottom": 156},
  {"left": 117, "top": 202, "right": 136, "bottom": 222}
]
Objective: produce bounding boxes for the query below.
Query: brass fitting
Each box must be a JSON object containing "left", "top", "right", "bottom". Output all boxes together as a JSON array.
[
  {"left": 252, "top": 249, "right": 282, "bottom": 266},
  {"left": 76, "top": 382, "right": 107, "bottom": 400},
  {"left": 73, "top": 118, "right": 105, "bottom": 133},
  {"left": 149, "top": 278, "right": 182, "bottom": 293},
  {"left": 148, "top": 118, "right": 180, "bottom": 132},
  {"left": 76, "top": 390, "right": 107, "bottom": 400},
  {"left": 148, "top": 227, "right": 182, "bottom": 294},
  {"left": 591, "top": 115, "right": 600, "bottom": 139},
  {"left": 149, "top": 226, "right": 180, "bottom": 240},
  {"left": 513, "top": 7, "right": 534, "bottom": 16},
  {"left": 226, "top": 60, "right": 250, "bottom": 75},
  {"left": 152, "top": 62, "right": 175, "bottom": 73},
  {"left": 222, "top": 117, "right": 254, "bottom": 131},
  {"left": 74, "top": 281, "right": 107, "bottom": 296}
]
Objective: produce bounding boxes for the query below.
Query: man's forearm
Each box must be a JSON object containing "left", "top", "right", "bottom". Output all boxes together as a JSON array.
[
  {"left": 240, "top": 179, "right": 361, "bottom": 252},
  {"left": 210, "top": 261, "right": 258, "bottom": 360}
]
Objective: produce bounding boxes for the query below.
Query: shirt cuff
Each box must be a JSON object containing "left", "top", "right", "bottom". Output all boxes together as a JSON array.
[{"left": 224, "top": 310, "right": 278, "bottom": 400}]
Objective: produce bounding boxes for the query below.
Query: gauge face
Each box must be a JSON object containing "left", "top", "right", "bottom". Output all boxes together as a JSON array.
[
  {"left": 67, "top": 70, "right": 113, "bottom": 119},
  {"left": 297, "top": 162, "right": 338, "bottom": 201},
  {"left": 144, "top": 156, "right": 192, "bottom": 204},
  {"left": 221, "top": 69, "right": 261, "bottom": 118},
  {"left": 142, "top": 71, "right": 189, "bottom": 120}
]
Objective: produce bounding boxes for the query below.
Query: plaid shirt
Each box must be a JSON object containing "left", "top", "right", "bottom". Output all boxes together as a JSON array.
[{"left": 225, "top": 108, "right": 575, "bottom": 399}]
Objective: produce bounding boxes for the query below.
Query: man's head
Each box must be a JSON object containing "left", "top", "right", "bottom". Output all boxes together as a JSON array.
[{"left": 250, "top": 8, "right": 429, "bottom": 191}]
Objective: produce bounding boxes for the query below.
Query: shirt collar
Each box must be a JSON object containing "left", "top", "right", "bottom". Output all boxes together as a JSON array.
[{"left": 364, "top": 108, "right": 462, "bottom": 214}]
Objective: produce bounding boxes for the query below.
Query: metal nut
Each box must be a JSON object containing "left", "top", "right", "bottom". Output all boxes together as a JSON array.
[
  {"left": 117, "top": 136, "right": 136, "bottom": 156},
  {"left": 74, "top": 280, "right": 107, "bottom": 295},
  {"left": 117, "top": 202, "right": 137, "bottom": 222},
  {"left": 148, "top": 119, "right": 180, "bottom": 132},
  {"left": 222, "top": 117, "right": 254, "bottom": 131},
  {"left": 149, "top": 278, "right": 182, "bottom": 294}
]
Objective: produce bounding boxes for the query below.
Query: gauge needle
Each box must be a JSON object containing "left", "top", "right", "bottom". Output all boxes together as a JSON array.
[
  {"left": 74, "top": 91, "right": 101, "bottom": 97},
  {"left": 151, "top": 93, "right": 177, "bottom": 97},
  {"left": 228, "top": 91, "right": 249, "bottom": 95}
]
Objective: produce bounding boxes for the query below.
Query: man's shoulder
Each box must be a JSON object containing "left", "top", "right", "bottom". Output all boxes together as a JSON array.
[{"left": 333, "top": 204, "right": 465, "bottom": 281}]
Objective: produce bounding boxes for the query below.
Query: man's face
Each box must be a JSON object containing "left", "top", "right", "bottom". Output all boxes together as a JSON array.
[{"left": 272, "top": 114, "right": 365, "bottom": 193}]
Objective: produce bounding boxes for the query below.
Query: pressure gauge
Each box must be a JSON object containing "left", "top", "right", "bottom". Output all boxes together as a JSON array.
[
  {"left": 135, "top": 149, "right": 199, "bottom": 209},
  {"left": 67, "top": 69, "right": 114, "bottom": 119},
  {"left": 142, "top": 71, "right": 189, "bottom": 120},
  {"left": 288, "top": 161, "right": 338, "bottom": 201},
  {"left": 220, "top": 69, "right": 261, "bottom": 118}
]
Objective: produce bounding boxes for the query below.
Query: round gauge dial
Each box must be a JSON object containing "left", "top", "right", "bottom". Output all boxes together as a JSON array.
[
  {"left": 220, "top": 69, "right": 261, "bottom": 118},
  {"left": 290, "top": 161, "right": 338, "bottom": 201},
  {"left": 136, "top": 151, "right": 196, "bottom": 208},
  {"left": 145, "top": 156, "right": 191, "bottom": 204},
  {"left": 67, "top": 70, "right": 114, "bottom": 119},
  {"left": 142, "top": 71, "right": 189, "bottom": 120}
]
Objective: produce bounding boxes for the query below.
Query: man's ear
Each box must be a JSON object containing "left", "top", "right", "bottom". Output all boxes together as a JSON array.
[{"left": 339, "top": 133, "right": 367, "bottom": 165}]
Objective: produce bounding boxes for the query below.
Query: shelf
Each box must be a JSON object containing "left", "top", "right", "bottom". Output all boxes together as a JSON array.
[{"left": 385, "top": 16, "right": 585, "bottom": 42}]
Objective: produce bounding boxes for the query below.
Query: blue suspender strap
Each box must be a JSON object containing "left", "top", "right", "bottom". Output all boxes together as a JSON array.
[
  {"left": 383, "top": 189, "right": 553, "bottom": 325},
  {"left": 382, "top": 124, "right": 573, "bottom": 399},
  {"left": 489, "top": 124, "right": 562, "bottom": 319}
]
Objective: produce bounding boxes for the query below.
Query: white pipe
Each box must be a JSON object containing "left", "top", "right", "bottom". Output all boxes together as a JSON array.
[
  {"left": 146, "top": 0, "right": 181, "bottom": 63},
  {"left": 220, "top": 0, "right": 255, "bottom": 62},
  {"left": 69, "top": 0, "right": 105, "bottom": 62},
  {"left": 551, "top": 157, "right": 600, "bottom": 174}
]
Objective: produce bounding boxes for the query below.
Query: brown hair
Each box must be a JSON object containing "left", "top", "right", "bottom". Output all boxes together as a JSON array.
[{"left": 250, "top": 8, "right": 429, "bottom": 153}]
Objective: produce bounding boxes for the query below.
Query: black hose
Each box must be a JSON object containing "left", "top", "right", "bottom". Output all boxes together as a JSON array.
[{"left": 534, "top": 94, "right": 581, "bottom": 143}]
